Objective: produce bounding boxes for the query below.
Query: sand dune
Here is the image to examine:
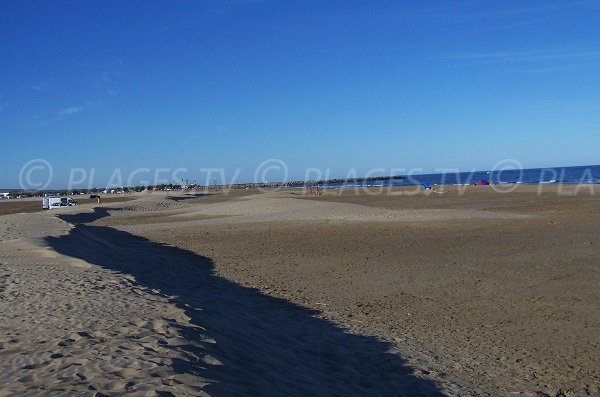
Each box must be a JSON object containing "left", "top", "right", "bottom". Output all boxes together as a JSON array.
[{"left": 122, "top": 192, "right": 528, "bottom": 234}]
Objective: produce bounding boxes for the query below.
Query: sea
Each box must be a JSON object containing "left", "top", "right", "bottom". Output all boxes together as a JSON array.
[{"left": 321, "top": 164, "right": 600, "bottom": 188}]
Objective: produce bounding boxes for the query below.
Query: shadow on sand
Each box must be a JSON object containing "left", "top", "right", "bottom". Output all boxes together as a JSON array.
[
  {"left": 167, "top": 193, "right": 214, "bottom": 202},
  {"left": 47, "top": 208, "right": 445, "bottom": 396}
]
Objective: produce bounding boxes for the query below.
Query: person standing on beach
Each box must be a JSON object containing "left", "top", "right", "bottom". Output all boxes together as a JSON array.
[{"left": 97, "top": 196, "right": 102, "bottom": 205}]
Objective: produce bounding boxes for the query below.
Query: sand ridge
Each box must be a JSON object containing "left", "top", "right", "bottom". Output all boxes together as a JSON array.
[{"left": 128, "top": 192, "right": 529, "bottom": 233}]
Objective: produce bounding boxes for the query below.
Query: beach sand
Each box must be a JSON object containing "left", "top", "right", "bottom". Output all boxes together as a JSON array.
[{"left": 1, "top": 186, "right": 599, "bottom": 396}]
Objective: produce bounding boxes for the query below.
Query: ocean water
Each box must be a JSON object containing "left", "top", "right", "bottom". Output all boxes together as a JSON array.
[{"left": 322, "top": 164, "right": 600, "bottom": 188}]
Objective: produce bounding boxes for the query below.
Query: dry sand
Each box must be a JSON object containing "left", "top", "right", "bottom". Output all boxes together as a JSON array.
[{"left": 1, "top": 186, "right": 599, "bottom": 396}]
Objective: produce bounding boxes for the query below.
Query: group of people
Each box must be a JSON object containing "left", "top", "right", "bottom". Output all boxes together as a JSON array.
[{"left": 305, "top": 185, "right": 322, "bottom": 196}]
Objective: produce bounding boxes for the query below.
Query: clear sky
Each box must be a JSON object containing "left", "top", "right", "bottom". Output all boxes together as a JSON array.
[{"left": 2, "top": 1, "right": 600, "bottom": 188}]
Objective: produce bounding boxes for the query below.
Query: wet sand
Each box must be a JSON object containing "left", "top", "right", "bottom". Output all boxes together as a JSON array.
[{"left": 1, "top": 186, "right": 599, "bottom": 396}]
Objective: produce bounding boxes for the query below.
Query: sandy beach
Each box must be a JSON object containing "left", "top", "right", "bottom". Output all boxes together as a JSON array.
[{"left": 1, "top": 186, "right": 599, "bottom": 396}]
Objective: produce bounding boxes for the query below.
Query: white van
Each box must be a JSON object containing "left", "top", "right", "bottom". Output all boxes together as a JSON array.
[{"left": 42, "top": 197, "right": 78, "bottom": 210}]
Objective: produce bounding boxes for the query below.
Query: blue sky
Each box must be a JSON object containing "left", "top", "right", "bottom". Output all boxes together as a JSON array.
[{"left": 2, "top": 1, "right": 600, "bottom": 188}]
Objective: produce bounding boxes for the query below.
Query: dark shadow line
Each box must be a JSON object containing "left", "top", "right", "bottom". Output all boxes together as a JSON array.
[
  {"left": 47, "top": 208, "right": 445, "bottom": 396},
  {"left": 168, "top": 193, "right": 214, "bottom": 202}
]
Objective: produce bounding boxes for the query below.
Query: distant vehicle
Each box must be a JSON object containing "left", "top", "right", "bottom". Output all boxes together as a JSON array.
[
  {"left": 43, "top": 196, "right": 78, "bottom": 209},
  {"left": 90, "top": 194, "right": 100, "bottom": 199}
]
